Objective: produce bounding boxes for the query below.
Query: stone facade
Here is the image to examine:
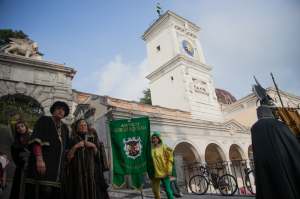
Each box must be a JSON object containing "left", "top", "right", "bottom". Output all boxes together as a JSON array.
[{"left": 0, "top": 53, "right": 76, "bottom": 122}]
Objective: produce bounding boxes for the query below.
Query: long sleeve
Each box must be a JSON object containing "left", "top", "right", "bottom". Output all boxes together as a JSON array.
[{"left": 165, "top": 146, "right": 174, "bottom": 174}]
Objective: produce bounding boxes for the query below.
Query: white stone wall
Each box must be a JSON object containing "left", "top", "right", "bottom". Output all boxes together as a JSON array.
[
  {"left": 150, "top": 64, "right": 190, "bottom": 111},
  {"left": 146, "top": 27, "right": 176, "bottom": 73}
]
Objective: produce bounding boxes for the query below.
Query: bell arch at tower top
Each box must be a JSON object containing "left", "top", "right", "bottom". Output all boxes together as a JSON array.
[{"left": 0, "top": 53, "right": 76, "bottom": 123}]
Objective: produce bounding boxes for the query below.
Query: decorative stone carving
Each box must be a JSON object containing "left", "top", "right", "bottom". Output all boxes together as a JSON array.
[
  {"left": 50, "top": 73, "right": 57, "bottom": 82},
  {"left": 6, "top": 82, "right": 16, "bottom": 94},
  {"left": 229, "top": 126, "right": 235, "bottom": 135},
  {"left": 1, "top": 38, "right": 40, "bottom": 59},
  {"left": 35, "top": 71, "right": 44, "bottom": 79},
  {"left": 31, "top": 86, "right": 44, "bottom": 99},
  {"left": 185, "top": 67, "right": 190, "bottom": 75},
  {"left": 0, "top": 81, "right": 8, "bottom": 96},
  {"left": 212, "top": 88, "right": 217, "bottom": 101},
  {"left": 184, "top": 22, "right": 189, "bottom": 30},
  {"left": 189, "top": 82, "right": 194, "bottom": 93},
  {"left": 193, "top": 79, "right": 206, "bottom": 92},
  {"left": 16, "top": 82, "right": 27, "bottom": 94},
  {"left": 25, "top": 85, "right": 36, "bottom": 96},
  {"left": 0, "top": 64, "right": 11, "bottom": 77}
]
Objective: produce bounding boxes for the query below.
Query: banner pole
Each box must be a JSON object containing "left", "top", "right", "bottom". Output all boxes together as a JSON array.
[{"left": 141, "top": 188, "right": 143, "bottom": 199}]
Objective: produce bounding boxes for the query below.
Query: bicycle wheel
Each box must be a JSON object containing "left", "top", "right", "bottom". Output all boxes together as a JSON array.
[
  {"left": 245, "top": 169, "right": 256, "bottom": 195},
  {"left": 189, "top": 175, "right": 208, "bottom": 195},
  {"left": 218, "top": 174, "right": 238, "bottom": 196}
]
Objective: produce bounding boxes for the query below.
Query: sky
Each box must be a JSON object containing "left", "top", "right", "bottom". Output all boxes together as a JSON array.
[{"left": 1, "top": 0, "right": 299, "bottom": 102}]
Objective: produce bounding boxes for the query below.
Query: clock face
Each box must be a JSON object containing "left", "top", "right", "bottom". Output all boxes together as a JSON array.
[{"left": 182, "top": 40, "right": 194, "bottom": 56}]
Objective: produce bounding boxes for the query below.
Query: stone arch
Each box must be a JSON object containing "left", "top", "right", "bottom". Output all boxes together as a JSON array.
[
  {"left": 229, "top": 143, "right": 247, "bottom": 160},
  {"left": 173, "top": 139, "right": 203, "bottom": 163},
  {"left": 204, "top": 141, "right": 227, "bottom": 162},
  {"left": 248, "top": 144, "right": 253, "bottom": 159},
  {"left": 0, "top": 80, "right": 73, "bottom": 121}
]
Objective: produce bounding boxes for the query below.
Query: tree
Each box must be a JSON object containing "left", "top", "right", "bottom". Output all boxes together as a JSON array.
[
  {"left": 0, "top": 98, "right": 44, "bottom": 131},
  {"left": 139, "top": 88, "right": 152, "bottom": 105},
  {"left": 0, "top": 29, "right": 44, "bottom": 56}
]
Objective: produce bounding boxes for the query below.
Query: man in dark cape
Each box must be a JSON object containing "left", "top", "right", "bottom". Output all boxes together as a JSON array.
[
  {"left": 25, "top": 101, "right": 70, "bottom": 198},
  {"left": 251, "top": 105, "right": 300, "bottom": 199}
]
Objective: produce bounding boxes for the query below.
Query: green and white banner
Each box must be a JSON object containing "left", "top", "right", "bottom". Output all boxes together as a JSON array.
[{"left": 109, "top": 117, "right": 155, "bottom": 190}]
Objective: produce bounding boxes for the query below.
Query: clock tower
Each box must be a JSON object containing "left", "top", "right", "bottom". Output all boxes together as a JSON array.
[{"left": 141, "top": 11, "right": 224, "bottom": 122}]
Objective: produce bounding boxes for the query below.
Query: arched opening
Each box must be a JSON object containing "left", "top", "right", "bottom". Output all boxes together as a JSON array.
[
  {"left": 0, "top": 96, "right": 44, "bottom": 180},
  {"left": 248, "top": 145, "right": 253, "bottom": 159},
  {"left": 174, "top": 142, "right": 199, "bottom": 163},
  {"left": 205, "top": 143, "right": 226, "bottom": 162},
  {"left": 229, "top": 144, "right": 247, "bottom": 189},
  {"left": 229, "top": 144, "right": 244, "bottom": 160}
]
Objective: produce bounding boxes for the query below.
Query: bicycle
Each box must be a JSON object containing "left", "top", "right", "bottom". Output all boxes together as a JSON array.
[
  {"left": 245, "top": 168, "right": 256, "bottom": 195},
  {"left": 189, "top": 165, "right": 238, "bottom": 196}
]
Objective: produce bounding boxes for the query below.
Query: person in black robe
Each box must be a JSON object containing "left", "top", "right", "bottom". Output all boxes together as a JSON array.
[
  {"left": 25, "top": 101, "right": 70, "bottom": 199},
  {"left": 64, "top": 119, "right": 109, "bottom": 199},
  {"left": 10, "top": 121, "right": 35, "bottom": 199},
  {"left": 251, "top": 105, "right": 300, "bottom": 199}
]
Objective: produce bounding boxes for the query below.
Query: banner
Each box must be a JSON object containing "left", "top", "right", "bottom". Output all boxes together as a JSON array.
[{"left": 109, "top": 117, "right": 155, "bottom": 190}]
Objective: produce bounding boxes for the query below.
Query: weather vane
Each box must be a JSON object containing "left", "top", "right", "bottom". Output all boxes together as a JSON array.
[{"left": 157, "top": 3, "right": 163, "bottom": 17}]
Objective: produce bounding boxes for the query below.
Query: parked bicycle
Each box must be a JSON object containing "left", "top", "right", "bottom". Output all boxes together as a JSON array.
[
  {"left": 189, "top": 165, "right": 238, "bottom": 196},
  {"left": 245, "top": 168, "right": 256, "bottom": 195}
]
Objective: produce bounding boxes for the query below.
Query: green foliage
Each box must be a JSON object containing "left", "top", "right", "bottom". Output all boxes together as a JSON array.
[
  {"left": 0, "top": 29, "right": 44, "bottom": 56},
  {"left": 0, "top": 98, "right": 43, "bottom": 130},
  {"left": 139, "top": 88, "right": 152, "bottom": 105}
]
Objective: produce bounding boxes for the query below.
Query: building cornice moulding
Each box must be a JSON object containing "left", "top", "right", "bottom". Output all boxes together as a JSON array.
[
  {"left": 0, "top": 53, "right": 77, "bottom": 78},
  {"left": 141, "top": 11, "right": 200, "bottom": 41},
  {"left": 146, "top": 54, "right": 212, "bottom": 82}
]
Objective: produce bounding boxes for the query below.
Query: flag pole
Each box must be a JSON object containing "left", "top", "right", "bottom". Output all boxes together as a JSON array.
[{"left": 141, "top": 188, "right": 144, "bottom": 199}]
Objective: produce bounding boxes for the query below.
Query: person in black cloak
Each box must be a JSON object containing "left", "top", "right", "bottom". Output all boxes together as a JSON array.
[
  {"left": 251, "top": 105, "right": 300, "bottom": 199},
  {"left": 25, "top": 101, "right": 70, "bottom": 199},
  {"left": 10, "top": 121, "right": 35, "bottom": 199},
  {"left": 64, "top": 119, "right": 109, "bottom": 199}
]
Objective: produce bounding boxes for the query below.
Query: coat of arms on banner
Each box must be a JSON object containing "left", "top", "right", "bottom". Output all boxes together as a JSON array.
[{"left": 123, "top": 137, "right": 142, "bottom": 160}]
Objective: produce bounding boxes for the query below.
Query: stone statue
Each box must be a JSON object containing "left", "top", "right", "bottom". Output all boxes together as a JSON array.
[
  {"left": 0, "top": 38, "right": 41, "bottom": 60},
  {"left": 157, "top": 3, "right": 163, "bottom": 17}
]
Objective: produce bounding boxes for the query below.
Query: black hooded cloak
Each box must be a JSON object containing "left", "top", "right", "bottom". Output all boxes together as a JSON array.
[{"left": 251, "top": 118, "right": 300, "bottom": 199}]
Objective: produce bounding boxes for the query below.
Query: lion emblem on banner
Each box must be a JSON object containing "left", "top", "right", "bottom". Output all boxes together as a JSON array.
[{"left": 123, "top": 137, "right": 142, "bottom": 160}]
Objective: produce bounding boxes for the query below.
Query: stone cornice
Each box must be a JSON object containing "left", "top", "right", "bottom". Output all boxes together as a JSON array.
[
  {"left": 0, "top": 53, "right": 77, "bottom": 78},
  {"left": 266, "top": 87, "right": 300, "bottom": 101},
  {"left": 146, "top": 54, "right": 212, "bottom": 82},
  {"left": 222, "top": 87, "right": 300, "bottom": 114},
  {"left": 141, "top": 10, "right": 200, "bottom": 41},
  {"left": 105, "top": 107, "right": 250, "bottom": 134},
  {"left": 73, "top": 104, "right": 90, "bottom": 116}
]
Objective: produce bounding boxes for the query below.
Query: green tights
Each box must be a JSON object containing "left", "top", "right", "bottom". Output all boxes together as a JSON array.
[{"left": 152, "top": 178, "right": 174, "bottom": 199}]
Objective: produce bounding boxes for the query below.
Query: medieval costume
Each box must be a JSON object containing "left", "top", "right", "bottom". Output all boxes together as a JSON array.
[
  {"left": 65, "top": 123, "right": 109, "bottom": 199},
  {"left": 10, "top": 142, "right": 35, "bottom": 199},
  {"left": 251, "top": 117, "right": 300, "bottom": 199},
  {"left": 151, "top": 132, "right": 174, "bottom": 199},
  {"left": 26, "top": 116, "right": 69, "bottom": 187}
]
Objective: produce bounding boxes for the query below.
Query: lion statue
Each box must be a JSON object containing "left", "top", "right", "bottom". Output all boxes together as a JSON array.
[{"left": 0, "top": 38, "right": 41, "bottom": 60}]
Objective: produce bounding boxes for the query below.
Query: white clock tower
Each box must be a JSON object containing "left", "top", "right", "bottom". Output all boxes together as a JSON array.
[{"left": 141, "top": 11, "right": 224, "bottom": 122}]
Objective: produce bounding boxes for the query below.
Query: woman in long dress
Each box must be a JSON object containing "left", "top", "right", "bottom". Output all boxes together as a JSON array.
[
  {"left": 151, "top": 132, "right": 174, "bottom": 199},
  {"left": 9, "top": 121, "right": 34, "bottom": 199},
  {"left": 65, "top": 119, "right": 109, "bottom": 199}
]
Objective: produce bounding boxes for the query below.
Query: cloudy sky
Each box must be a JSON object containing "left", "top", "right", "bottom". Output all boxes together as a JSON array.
[{"left": 1, "top": 0, "right": 299, "bottom": 102}]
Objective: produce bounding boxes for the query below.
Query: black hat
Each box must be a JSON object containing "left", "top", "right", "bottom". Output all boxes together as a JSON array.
[{"left": 50, "top": 101, "right": 70, "bottom": 117}]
